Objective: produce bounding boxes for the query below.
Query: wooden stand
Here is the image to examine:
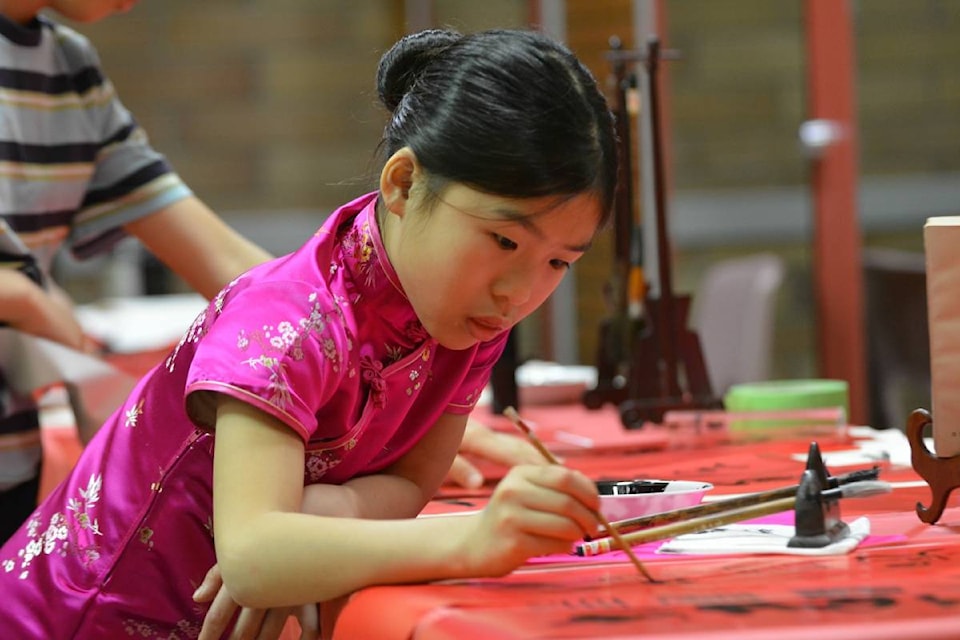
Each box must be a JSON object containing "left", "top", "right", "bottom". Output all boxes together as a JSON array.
[
  {"left": 907, "top": 408, "right": 960, "bottom": 524},
  {"left": 582, "top": 37, "right": 721, "bottom": 428}
]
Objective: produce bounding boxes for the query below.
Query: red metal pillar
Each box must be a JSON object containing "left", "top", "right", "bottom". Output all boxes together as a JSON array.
[{"left": 804, "top": 0, "right": 867, "bottom": 425}]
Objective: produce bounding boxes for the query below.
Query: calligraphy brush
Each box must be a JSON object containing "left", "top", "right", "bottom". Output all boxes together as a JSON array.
[
  {"left": 587, "top": 466, "right": 881, "bottom": 540},
  {"left": 575, "top": 480, "right": 891, "bottom": 556},
  {"left": 502, "top": 406, "right": 656, "bottom": 582}
]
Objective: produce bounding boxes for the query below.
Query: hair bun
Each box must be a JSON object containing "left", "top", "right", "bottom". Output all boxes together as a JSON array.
[{"left": 376, "top": 29, "right": 462, "bottom": 112}]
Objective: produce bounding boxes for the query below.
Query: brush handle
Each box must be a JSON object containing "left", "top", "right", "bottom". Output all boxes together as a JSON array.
[
  {"left": 577, "top": 495, "right": 796, "bottom": 556},
  {"left": 503, "top": 407, "right": 656, "bottom": 581}
]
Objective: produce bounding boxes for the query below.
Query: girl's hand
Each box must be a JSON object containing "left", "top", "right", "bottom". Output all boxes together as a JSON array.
[
  {"left": 194, "top": 563, "right": 320, "bottom": 640},
  {"left": 446, "top": 419, "right": 547, "bottom": 489},
  {"left": 460, "top": 463, "right": 601, "bottom": 576}
]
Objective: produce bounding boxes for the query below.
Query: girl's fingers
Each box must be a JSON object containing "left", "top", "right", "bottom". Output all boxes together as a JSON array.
[
  {"left": 232, "top": 606, "right": 267, "bottom": 640},
  {"left": 508, "top": 506, "right": 597, "bottom": 544},
  {"left": 461, "top": 420, "right": 547, "bottom": 466},
  {"left": 502, "top": 465, "right": 600, "bottom": 515},
  {"left": 196, "top": 576, "right": 238, "bottom": 640},
  {"left": 296, "top": 603, "right": 321, "bottom": 640},
  {"left": 192, "top": 564, "right": 222, "bottom": 602},
  {"left": 446, "top": 421, "right": 549, "bottom": 489},
  {"left": 489, "top": 465, "right": 602, "bottom": 540},
  {"left": 445, "top": 454, "right": 484, "bottom": 489},
  {"left": 256, "top": 607, "right": 294, "bottom": 640}
]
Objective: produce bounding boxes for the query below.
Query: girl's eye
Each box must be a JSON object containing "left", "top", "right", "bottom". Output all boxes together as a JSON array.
[
  {"left": 494, "top": 234, "right": 517, "bottom": 251},
  {"left": 550, "top": 259, "right": 571, "bottom": 271}
]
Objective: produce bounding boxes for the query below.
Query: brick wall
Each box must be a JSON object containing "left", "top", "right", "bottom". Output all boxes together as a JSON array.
[
  {"left": 60, "top": 1, "right": 960, "bottom": 377},
  {"left": 71, "top": 1, "right": 404, "bottom": 213}
]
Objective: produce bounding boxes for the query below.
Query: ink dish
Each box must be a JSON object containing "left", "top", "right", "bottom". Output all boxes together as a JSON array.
[{"left": 597, "top": 479, "right": 713, "bottom": 521}]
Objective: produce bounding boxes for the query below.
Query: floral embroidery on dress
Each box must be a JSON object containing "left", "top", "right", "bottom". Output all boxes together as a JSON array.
[
  {"left": 124, "top": 398, "right": 145, "bottom": 428},
  {"left": 122, "top": 615, "right": 201, "bottom": 639},
  {"left": 462, "top": 385, "right": 483, "bottom": 407},
  {"left": 66, "top": 473, "right": 103, "bottom": 563},
  {"left": 3, "top": 473, "right": 104, "bottom": 580},
  {"left": 385, "top": 343, "right": 402, "bottom": 363},
  {"left": 322, "top": 337, "right": 340, "bottom": 373},
  {"left": 165, "top": 307, "right": 209, "bottom": 373},
  {"left": 406, "top": 368, "right": 422, "bottom": 397},
  {"left": 241, "top": 355, "right": 293, "bottom": 409},
  {"left": 357, "top": 221, "right": 378, "bottom": 288},
  {"left": 340, "top": 219, "right": 378, "bottom": 290},
  {"left": 166, "top": 276, "right": 247, "bottom": 373},
  {"left": 405, "top": 320, "right": 429, "bottom": 344},
  {"left": 304, "top": 441, "right": 355, "bottom": 483},
  {"left": 212, "top": 277, "right": 238, "bottom": 314},
  {"left": 400, "top": 346, "right": 432, "bottom": 397},
  {"left": 359, "top": 354, "right": 386, "bottom": 408},
  {"left": 233, "top": 291, "right": 350, "bottom": 410}
]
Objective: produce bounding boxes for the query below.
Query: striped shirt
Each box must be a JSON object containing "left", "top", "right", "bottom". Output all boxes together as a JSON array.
[{"left": 0, "top": 12, "right": 192, "bottom": 490}]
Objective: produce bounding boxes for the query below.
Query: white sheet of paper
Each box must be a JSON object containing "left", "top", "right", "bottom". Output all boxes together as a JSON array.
[
  {"left": 75, "top": 293, "right": 206, "bottom": 353},
  {"left": 656, "top": 516, "right": 870, "bottom": 556}
]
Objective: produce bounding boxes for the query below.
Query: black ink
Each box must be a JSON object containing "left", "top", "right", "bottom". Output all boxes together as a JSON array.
[
  {"left": 438, "top": 499, "right": 476, "bottom": 507},
  {"left": 918, "top": 593, "right": 960, "bottom": 607}
]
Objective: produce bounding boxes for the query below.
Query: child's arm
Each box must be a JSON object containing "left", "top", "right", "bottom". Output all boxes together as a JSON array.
[
  {"left": 125, "top": 196, "right": 273, "bottom": 300},
  {"left": 212, "top": 396, "right": 600, "bottom": 609},
  {"left": 198, "top": 409, "right": 485, "bottom": 639},
  {"left": 0, "top": 269, "right": 88, "bottom": 350},
  {"left": 445, "top": 418, "right": 547, "bottom": 488},
  {"left": 300, "top": 410, "right": 467, "bottom": 521}
]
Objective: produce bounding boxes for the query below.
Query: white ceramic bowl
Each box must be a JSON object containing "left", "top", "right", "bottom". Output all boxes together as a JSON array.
[{"left": 597, "top": 479, "right": 713, "bottom": 522}]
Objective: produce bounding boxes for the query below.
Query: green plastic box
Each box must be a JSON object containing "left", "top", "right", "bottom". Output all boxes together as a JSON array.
[{"left": 723, "top": 379, "right": 849, "bottom": 430}]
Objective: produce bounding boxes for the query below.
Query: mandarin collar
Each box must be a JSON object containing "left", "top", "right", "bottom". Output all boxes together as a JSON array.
[{"left": 337, "top": 195, "right": 432, "bottom": 351}]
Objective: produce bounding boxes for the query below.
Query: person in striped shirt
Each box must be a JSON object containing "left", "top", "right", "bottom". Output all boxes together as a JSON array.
[{"left": 0, "top": 0, "right": 273, "bottom": 544}]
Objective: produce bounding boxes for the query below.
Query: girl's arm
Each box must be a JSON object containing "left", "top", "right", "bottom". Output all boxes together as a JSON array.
[
  {"left": 445, "top": 418, "right": 547, "bottom": 488},
  {"left": 300, "top": 410, "right": 467, "bottom": 521},
  {"left": 212, "top": 396, "right": 600, "bottom": 609},
  {"left": 197, "top": 410, "right": 464, "bottom": 640}
]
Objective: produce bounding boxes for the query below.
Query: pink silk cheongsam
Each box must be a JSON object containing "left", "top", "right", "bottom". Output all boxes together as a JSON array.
[{"left": 0, "top": 192, "right": 507, "bottom": 639}]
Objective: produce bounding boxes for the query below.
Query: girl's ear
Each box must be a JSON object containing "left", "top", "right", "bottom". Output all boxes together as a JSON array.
[{"left": 380, "top": 147, "right": 419, "bottom": 217}]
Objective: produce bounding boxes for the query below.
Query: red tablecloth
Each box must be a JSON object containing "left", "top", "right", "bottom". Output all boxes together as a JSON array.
[
  {"left": 43, "top": 396, "right": 950, "bottom": 640},
  {"left": 332, "top": 404, "right": 958, "bottom": 640}
]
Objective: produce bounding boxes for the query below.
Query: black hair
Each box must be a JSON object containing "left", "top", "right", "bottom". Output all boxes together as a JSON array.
[{"left": 376, "top": 28, "right": 618, "bottom": 228}]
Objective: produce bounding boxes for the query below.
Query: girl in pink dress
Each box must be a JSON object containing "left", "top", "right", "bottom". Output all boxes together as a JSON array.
[{"left": 0, "top": 28, "right": 618, "bottom": 638}]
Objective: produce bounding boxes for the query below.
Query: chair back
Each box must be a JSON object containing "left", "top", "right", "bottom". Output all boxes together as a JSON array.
[{"left": 691, "top": 253, "right": 786, "bottom": 396}]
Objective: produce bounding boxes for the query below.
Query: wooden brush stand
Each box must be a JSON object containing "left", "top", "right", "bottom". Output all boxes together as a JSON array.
[
  {"left": 583, "top": 36, "right": 720, "bottom": 428},
  {"left": 907, "top": 408, "right": 960, "bottom": 524}
]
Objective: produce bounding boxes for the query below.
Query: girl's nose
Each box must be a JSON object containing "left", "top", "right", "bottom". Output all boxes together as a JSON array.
[{"left": 492, "top": 269, "right": 534, "bottom": 308}]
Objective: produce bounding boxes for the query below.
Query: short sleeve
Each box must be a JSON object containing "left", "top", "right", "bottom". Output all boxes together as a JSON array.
[
  {"left": 445, "top": 331, "right": 509, "bottom": 414},
  {"left": 184, "top": 280, "right": 348, "bottom": 442},
  {"left": 55, "top": 28, "right": 192, "bottom": 258}
]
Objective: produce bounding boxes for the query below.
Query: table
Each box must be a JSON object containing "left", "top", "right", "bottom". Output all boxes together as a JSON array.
[
  {"left": 41, "top": 391, "right": 960, "bottom": 639},
  {"left": 328, "top": 403, "right": 960, "bottom": 639}
]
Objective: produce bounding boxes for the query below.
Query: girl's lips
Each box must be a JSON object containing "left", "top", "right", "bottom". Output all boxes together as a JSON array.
[{"left": 467, "top": 317, "right": 507, "bottom": 341}]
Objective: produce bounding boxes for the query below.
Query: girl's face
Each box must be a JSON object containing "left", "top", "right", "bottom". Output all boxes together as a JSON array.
[
  {"left": 46, "top": 0, "right": 138, "bottom": 23},
  {"left": 384, "top": 182, "right": 600, "bottom": 351}
]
